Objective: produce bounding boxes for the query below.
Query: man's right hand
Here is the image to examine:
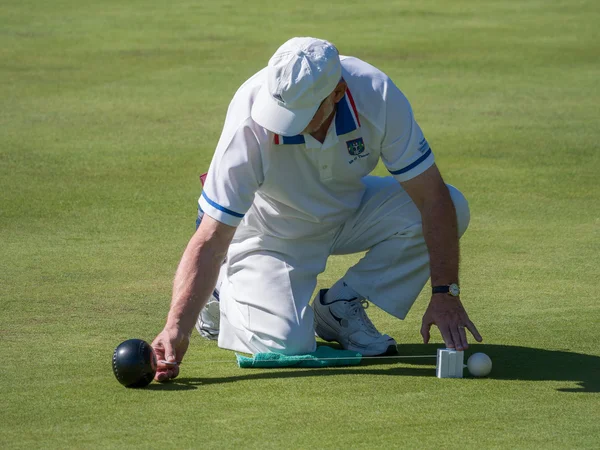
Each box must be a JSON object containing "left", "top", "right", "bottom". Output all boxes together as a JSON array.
[
  {"left": 150, "top": 216, "right": 236, "bottom": 382},
  {"left": 151, "top": 327, "right": 190, "bottom": 382},
  {"left": 420, "top": 294, "right": 482, "bottom": 351}
]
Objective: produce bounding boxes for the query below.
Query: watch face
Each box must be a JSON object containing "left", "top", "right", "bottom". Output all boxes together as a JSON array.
[{"left": 449, "top": 283, "right": 460, "bottom": 296}]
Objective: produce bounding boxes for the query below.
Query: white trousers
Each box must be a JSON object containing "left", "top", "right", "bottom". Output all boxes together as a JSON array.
[{"left": 217, "top": 176, "right": 470, "bottom": 355}]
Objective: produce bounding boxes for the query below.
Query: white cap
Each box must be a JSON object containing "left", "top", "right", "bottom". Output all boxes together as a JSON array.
[{"left": 251, "top": 37, "right": 342, "bottom": 136}]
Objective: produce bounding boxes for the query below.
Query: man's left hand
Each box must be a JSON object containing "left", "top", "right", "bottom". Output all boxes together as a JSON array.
[{"left": 421, "top": 295, "right": 482, "bottom": 351}]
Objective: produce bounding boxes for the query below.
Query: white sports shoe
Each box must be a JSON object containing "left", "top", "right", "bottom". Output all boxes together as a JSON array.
[
  {"left": 313, "top": 289, "right": 397, "bottom": 356},
  {"left": 195, "top": 289, "right": 220, "bottom": 340}
]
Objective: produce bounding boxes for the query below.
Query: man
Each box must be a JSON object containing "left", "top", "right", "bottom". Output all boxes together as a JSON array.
[{"left": 152, "top": 37, "right": 482, "bottom": 381}]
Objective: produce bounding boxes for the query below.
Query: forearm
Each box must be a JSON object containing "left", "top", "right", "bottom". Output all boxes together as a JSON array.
[
  {"left": 420, "top": 185, "right": 460, "bottom": 286},
  {"left": 401, "top": 165, "right": 481, "bottom": 349},
  {"left": 165, "top": 218, "right": 234, "bottom": 335}
]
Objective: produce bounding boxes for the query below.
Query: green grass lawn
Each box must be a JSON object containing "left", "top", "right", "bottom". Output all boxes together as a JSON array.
[{"left": 1, "top": 0, "right": 599, "bottom": 448}]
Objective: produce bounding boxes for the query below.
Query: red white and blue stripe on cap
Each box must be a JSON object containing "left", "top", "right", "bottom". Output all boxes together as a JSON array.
[{"left": 273, "top": 89, "right": 361, "bottom": 145}]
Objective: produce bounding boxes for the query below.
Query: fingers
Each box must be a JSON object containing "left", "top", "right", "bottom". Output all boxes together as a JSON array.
[
  {"left": 151, "top": 338, "right": 166, "bottom": 360},
  {"left": 423, "top": 310, "right": 465, "bottom": 350},
  {"left": 420, "top": 320, "right": 431, "bottom": 344},
  {"left": 158, "top": 360, "right": 180, "bottom": 366},
  {"left": 424, "top": 296, "right": 483, "bottom": 350},
  {"left": 454, "top": 325, "right": 469, "bottom": 351},
  {"left": 162, "top": 339, "right": 176, "bottom": 364},
  {"left": 466, "top": 320, "right": 483, "bottom": 342},
  {"left": 155, "top": 369, "right": 179, "bottom": 382},
  {"left": 157, "top": 360, "right": 178, "bottom": 370},
  {"left": 438, "top": 324, "right": 455, "bottom": 349},
  {"left": 151, "top": 330, "right": 182, "bottom": 382},
  {"left": 175, "top": 339, "right": 190, "bottom": 366},
  {"left": 437, "top": 323, "right": 474, "bottom": 351},
  {"left": 155, "top": 361, "right": 180, "bottom": 382},
  {"left": 431, "top": 321, "right": 468, "bottom": 351},
  {"left": 155, "top": 370, "right": 170, "bottom": 382},
  {"left": 450, "top": 326, "right": 464, "bottom": 350},
  {"left": 436, "top": 323, "right": 480, "bottom": 351}
]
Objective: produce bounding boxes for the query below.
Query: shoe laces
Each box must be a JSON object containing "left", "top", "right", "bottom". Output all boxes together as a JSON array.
[{"left": 348, "top": 299, "right": 380, "bottom": 335}]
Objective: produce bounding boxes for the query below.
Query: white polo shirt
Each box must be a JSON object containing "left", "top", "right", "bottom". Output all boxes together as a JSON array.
[{"left": 199, "top": 56, "right": 435, "bottom": 239}]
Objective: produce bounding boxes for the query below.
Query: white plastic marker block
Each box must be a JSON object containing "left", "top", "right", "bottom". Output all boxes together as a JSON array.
[{"left": 436, "top": 348, "right": 464, "bottom": 378}]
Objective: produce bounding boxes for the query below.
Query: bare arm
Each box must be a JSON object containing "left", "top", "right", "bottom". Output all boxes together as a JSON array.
[
  {"left": 401, "top": 164, "right": 481, "bottom": 350},
  {"left": 152, "top": 215, "right": 237, "bottom": 381},
  {"left": 400, "top": 164, "right": 459, "bottom": 287},
  {"left": 167, "top": 215, "right": 236, "bottom": 334}
]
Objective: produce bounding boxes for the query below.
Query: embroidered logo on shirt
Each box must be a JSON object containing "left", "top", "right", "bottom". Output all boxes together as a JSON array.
[
  {"left": 418, "top": 137, "right": 430, "bottom": 154},
  {"left": 346, "top": 137, "right": 370, "bottom": 164},
  {"left": 346, "top": 138, "right": 365, "bottom": 155}
]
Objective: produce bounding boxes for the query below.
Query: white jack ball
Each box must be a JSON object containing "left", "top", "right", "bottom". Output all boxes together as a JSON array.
[{"left": 467, "top": 352, "right": 492, "bottom": 377}]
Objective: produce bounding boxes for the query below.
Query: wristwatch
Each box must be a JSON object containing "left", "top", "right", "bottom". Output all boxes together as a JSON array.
[{"left": 432, "top": 283, "right": 460, "bottom": 297}]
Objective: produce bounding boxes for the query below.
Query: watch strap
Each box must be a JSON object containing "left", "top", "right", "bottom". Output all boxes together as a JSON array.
[
  {"left": 432, "top": 283, "right": 460, "bottom": 296},
  {"left": 432, "top": 285, "right": 450, "bottom": 294}
]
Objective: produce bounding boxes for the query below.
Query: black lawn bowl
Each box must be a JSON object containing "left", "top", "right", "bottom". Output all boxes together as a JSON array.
[{"left": 112, "top": 339, "right": 157, "bottom": 388}]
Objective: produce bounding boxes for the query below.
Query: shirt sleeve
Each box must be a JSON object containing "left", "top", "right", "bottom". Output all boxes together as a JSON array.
[
  {"left": 380, "top": 81, "right": 435, "bottom": 182},
  {"left": 199, "top": 117, "right": 264, "bottom": 227}
]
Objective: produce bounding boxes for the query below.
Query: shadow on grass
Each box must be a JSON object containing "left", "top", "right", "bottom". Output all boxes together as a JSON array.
[{"left": 146, "top": 344, "right": 600, "bottom": 393}]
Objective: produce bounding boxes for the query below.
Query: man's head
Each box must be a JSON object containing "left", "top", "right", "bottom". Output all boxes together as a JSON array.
[{"left": 251, "top": 37, "right": 346, "bottom": 136}]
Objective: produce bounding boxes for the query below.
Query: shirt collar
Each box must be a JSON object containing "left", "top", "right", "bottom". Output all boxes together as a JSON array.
[{"left": 273, "top": 88, "right": 361, "bottom": 145}]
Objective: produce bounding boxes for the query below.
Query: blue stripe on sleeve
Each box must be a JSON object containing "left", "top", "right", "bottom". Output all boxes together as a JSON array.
[
  {"left": 388, "top": 149, "right": 432, "bottom": 175},
  {"left": 201, "top": 191, "right": 245, "bottom": 218}
]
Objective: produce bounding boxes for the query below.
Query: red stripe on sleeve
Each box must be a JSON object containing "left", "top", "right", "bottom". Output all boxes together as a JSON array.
[
  {"left": 346, "top": 89, "right": 361, "bottom": 127},
  {"left": 274, "top": 134, "right": 280, "bottom": 144}
]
